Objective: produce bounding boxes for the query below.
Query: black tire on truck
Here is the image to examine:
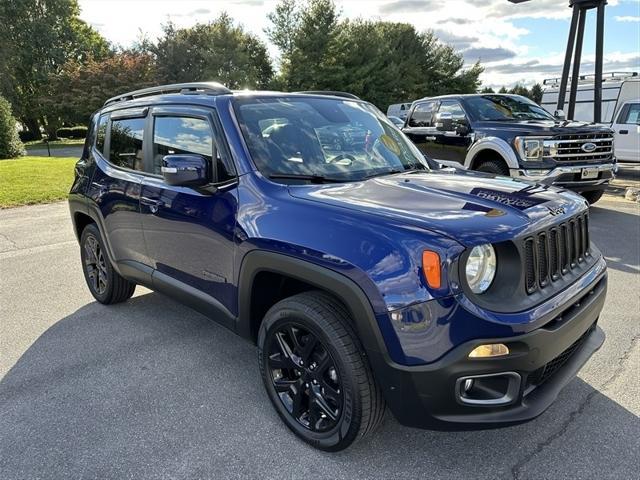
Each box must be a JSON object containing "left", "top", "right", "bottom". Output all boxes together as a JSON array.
[
  {"left": 475, "top": 157, "right": 510, "bottom": 175},
  {"left": 581, "top": 189, "right": 605, "bottom": 205}
]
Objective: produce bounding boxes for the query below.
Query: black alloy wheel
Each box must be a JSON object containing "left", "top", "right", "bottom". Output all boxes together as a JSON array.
[
  {"left": 84, "top": 234, "right": 108, "bottom": 295},
  {"left": 267, "top": 323, "right": 343, "bottom": 432}
]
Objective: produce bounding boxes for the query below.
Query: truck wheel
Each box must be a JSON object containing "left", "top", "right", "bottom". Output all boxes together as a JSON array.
[
  {"left": 80, "top": 223, "right": 136, "bottom": 304},
  {"left": 581, "top": 189, "right": 604, "bottom": 205},
  {"left": 476, "top": 158, "right": 510, "bottom": 175},
  {"left": 258, "top": 291, "right": 385, "bottom": 451}
]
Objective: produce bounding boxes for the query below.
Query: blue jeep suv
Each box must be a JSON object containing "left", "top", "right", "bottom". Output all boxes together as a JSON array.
[{"left": 69, "top": 83, "right": 607, "bottom": 451}]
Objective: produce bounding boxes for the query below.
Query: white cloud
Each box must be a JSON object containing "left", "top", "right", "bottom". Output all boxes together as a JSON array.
[{"left": 615, "top": 15, "right": 640, "bottom": 21}]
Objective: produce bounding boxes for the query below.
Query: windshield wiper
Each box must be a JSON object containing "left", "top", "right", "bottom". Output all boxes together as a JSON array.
[{"left": 268, "top": 174, "right": 349, "bottom": 184}]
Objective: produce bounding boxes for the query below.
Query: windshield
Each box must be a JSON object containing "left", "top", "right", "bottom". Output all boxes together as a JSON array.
[
  {"left": 233, "top": 96, "right": 429, "bottom": 182},
  {"left": 465, "top": 95, "right": 555, "bottom": 121}
]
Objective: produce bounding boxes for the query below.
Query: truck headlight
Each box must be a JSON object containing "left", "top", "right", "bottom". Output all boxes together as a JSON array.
[
  {"left": 465, "top": 244, "right": 496, "bottom": 294},
  {"left": 514, "top": 136, "right": 549, "bottom": 161}
]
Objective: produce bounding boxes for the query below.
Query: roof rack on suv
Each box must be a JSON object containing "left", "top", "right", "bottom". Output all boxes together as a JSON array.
[
  {"left": 543, "top": 71, "right": 638, "bottom": 86},
  {"left": 295, "top": 90, "right": 361, "bottom": 100},
  {"left": 104, "top": 82, "right": 232, "bottom": 106}
]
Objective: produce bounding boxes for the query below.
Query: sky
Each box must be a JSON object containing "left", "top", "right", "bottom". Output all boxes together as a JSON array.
[{"left": 79, "top": 0, "right": 640, "bottom": 89}]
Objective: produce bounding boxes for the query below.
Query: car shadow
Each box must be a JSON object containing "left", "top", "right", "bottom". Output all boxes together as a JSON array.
[
  {"left": 1, "top": 292, "right": 638, "bottom": 479},
  {"left": 589, "top": 203, "right": 640, "bottom": 275}
]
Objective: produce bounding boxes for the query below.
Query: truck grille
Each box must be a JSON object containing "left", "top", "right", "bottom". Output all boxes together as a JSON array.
[
  {"left": 548, "top": 133, "right": 614, "bottom": 163},
  {"left": 524, "top": 212, "right": 590, "bottom": 294}
]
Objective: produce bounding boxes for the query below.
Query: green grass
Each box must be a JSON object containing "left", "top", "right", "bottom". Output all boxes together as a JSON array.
[
  {"left": 0, "top": 156, "right": 76, "bottom": 208},
  {"left": 25, "top": 138, "right": 85, "bottom": 150}
]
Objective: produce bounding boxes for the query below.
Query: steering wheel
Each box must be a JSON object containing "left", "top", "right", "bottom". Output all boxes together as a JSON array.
[{"left": 328, "top": 153, "right": 357, "bottom": 165}]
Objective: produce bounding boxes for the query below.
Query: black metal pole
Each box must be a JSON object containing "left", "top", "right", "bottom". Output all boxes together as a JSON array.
[
  {"left": 594, "top": 1, "right": 606, "bottom": 123},
  {"left": 568, "top": 8, "right": 586, "bottom": 120},
  {"left": 558, "top": 6, "right": 580, "bottom": 112}
]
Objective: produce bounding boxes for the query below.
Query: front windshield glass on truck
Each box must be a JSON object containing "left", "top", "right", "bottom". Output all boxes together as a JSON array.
[
  {"left": 465, "top": 95, "right": 556, "bottom": 122},
  {"left": 233, "top": 96, "right": 429, "bottom": 183}
]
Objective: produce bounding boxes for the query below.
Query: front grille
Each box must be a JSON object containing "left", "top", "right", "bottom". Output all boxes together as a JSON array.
[
  {"left": 547, "top": 133, "right": 614, "bottom": 163},
  {"left": 528, "top": 324, "right": 595, "bottom": 387},
  {"left": 523, "top": 212, "right": 590, "bottom": 294}
]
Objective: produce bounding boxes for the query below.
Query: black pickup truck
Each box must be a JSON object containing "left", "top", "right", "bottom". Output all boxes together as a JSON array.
[{"left": 402, "top": 94, "right": 617, "bottom": 204}]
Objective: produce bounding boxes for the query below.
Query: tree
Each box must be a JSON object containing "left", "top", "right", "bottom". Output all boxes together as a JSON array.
[
  {"left": 0, "top": 96, "right": 25, "bottom": 159},
  {"left": 266, "top": 0, "right": 483, "bottom": 108},
  {"left": 147, "top": 14, "right": 273, "bottom": 89},
  {"left": 42, "top": 52, "right": 158, "bottom": 127},
  {"left": 0, "top": 0, "right": 111, "bottom": 139},
  {"left": 530, "top": 83, "right": 543, "bottom": 104},
  {"left": 480, "top": 87, "right": 495, "bottom": 93},
  {"left": 498, "top": 86, "right": 508, "bottom": 93}
]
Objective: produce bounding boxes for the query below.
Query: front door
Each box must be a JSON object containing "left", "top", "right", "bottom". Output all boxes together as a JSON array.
[
  {"left": 613, "top": 102, "right": 640, "bottom": 162},
  {"left": 140, "top": 106, "right": 239, "bottom": 314}
]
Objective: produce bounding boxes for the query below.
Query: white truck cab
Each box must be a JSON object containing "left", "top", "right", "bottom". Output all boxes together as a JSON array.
[{"left": 541, "top": 72, "right": 639, "bottom": 163}]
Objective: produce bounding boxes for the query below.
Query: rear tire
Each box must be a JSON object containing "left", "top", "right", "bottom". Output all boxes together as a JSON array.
[
  {"left": 80, "top": 223, "right": 136, "bottom": 304},
  {"left": 476, "top": 158, "right": 510, "bottom": 175},
  {"left": 258, "top": 291, "right": 385, "bottom": 451},
  {"left": 581, "top": 189, "right": 604, "bottom": 205}
]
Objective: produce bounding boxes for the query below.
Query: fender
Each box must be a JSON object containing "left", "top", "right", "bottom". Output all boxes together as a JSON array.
[
  {"left": 236, "top": 250, "right": 391, "bottom": 358},
  {"left": 464, "top": 136, "right": 520, "bottom": 170}
]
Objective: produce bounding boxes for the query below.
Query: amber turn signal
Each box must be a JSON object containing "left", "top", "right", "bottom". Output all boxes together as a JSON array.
[
  {"left": 468, "top": 343, "right": 510, "bottom": 358},
  {"left": 422, "top": 250, "right": 441, "bottom": 289}
]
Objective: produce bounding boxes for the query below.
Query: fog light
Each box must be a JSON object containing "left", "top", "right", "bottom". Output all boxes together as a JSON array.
[
  {"left": 468, "top": 343, "right": 509, "bottom": 358},
  {"left": 463, "top": 378, "right": 474, "bottom": 392}
]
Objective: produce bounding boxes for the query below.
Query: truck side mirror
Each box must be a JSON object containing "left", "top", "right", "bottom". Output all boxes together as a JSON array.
[{"left": 554, "top": 109, "right": 566, "bottom": 121}]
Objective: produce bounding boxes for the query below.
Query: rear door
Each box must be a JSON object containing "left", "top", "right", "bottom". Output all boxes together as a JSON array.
[
  {"left": 87, "top": 108, "right": 149, "bottom": 269},
  {"left": 612, "top": 102, "right": 640, "bottom": 162},
  {"left": 402, "top": 100, "right": 439, "bottom": 158},
  {"left": 139, "top": 105, "right": 239, "bottom": 313},
  {"left": 430, "top": 99, "right": 473, "bottom": 165}
]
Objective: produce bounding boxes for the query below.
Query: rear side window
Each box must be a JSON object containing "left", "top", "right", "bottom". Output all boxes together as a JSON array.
[
  {"left": 109, "top": 117, "right": 145, "bottom": 171},
  {"left": 95, "top": 114, "right": 108, "bottom": 154},
  {"left": 408, "top": 101, "right": 435, "bottom": 127}
]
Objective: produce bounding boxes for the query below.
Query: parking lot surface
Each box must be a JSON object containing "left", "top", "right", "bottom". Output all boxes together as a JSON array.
[{"left": 0, "top": 198, "right": 638, "bottom": 479}]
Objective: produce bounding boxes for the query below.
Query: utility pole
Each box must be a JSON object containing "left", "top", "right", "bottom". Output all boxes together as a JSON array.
[{"left": 508, "top": 0, "right": 607, "bottom": 122}]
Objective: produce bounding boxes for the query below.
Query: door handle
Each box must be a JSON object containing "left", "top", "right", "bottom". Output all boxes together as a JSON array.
[
  {"left": 618, "top": 130, "right": 628, "bottom": 134},
  {"left": 140, "top": 197, "right": 162, "bottom": 213}
]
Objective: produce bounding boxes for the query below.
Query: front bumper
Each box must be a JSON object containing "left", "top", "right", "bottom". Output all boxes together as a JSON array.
[
  {"left": 511, "top": 162, "right": 617, "bottom": 192},
  {"left": 370, "top": 269, "right": 607, "bottom": 430}
]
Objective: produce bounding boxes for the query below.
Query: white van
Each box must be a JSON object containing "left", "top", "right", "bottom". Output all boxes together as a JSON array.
[
  {"left": 541, "top": 72, "right": 639, "bottom": 162},
  {"left": 387, "top": 103, "right": 413, "bottom": 120}
]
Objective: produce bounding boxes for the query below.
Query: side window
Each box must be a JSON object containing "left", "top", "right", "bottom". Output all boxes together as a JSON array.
[
  {"left": 621, "top": 103, "right": 640, "bottom": 124},
  {"left": 438, "top": 100, "right": 467, "bottom": 120},
  {"left": 109, "top": 117, "right": 145, "bottom": 171},
  {"left": 152, "top": 116, "right": 235, "bottom": 182},
  {"left": 95, "top": 114, "right": 108, "bottom": 154},
  {"left": 408, "top": 101, "right": 435, "bottom": 127}
]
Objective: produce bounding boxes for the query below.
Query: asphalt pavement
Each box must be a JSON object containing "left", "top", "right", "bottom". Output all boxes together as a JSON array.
[{"left": 0, "top": 197, "right": 638, "bottom": 479}]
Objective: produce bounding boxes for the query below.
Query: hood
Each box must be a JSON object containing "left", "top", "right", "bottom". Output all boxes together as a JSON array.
[
  {"left": 475, "top": 119, "right": 614, "bottom": 136},
  {"left": 288, "top": 170, "right": 587, "bottom": 247}
]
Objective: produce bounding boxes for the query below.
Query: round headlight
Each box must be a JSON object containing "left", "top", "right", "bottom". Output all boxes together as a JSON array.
[{"left": 465, "top": 244, "right": 497, "bottom": 294}]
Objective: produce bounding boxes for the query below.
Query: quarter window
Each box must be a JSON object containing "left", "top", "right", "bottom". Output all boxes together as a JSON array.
[
  {"left": 96, "top": 114, "right": 108, "bottom": 154},
  {"left": 408, "top": 101, "right": 435, "bottom": 127},
  {"left": 109, "top": 117, "right": 145, "bottom": 171}
]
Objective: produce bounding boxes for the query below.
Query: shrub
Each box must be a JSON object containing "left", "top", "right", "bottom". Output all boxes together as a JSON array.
[
  {"left": 0, "top": 96, "right": 25, "bottom": 159},
  {"left": 18, "top": 130, "right": 40, "bottom": 143},
  {"left": 57, "top": 125, "right": 87, "bottom": 139}
]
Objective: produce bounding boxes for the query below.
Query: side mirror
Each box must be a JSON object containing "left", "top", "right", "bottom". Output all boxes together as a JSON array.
[
  {"left": 435, "top": 111, "right": 453, "bottom": 131},
  {"left": 554, "top": 109, "right": 566, "bottom": 121},
  {"left": 161, "top": 154, "right": 209, "bottom": 187}
]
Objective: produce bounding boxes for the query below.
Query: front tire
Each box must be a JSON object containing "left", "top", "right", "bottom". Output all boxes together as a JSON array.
[
  {"left": 80, "top": 223, "right": 136, "bottom": 304},
  {"left": 258, "top": 291, "right": 385, "bottom": 451},
  {"left": 476, "top": 158, "right": 510, "bottom": 175},
  {"left": 581, "top": 189, "right": 604, "bottom": 205}
]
